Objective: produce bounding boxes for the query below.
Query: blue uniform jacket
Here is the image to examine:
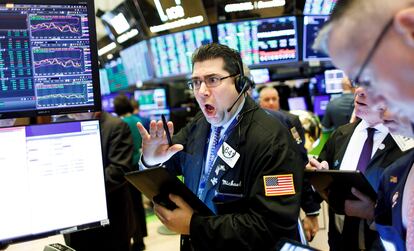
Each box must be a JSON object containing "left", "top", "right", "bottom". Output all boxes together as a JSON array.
[{"left": 375, "top": 149, "right": 414, "bottom": 251}]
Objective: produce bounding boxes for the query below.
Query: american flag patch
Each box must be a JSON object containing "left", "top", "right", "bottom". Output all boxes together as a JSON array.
[{"left": 263, "top": 174, "right": 295, "bottom": 196}]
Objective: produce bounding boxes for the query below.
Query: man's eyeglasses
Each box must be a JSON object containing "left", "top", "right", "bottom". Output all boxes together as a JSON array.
[
  {"left": 351, "top": 18, "right": 394, "bottom": 88},
  {"left": 187, "top": 74, "right": 238, "bottom": 90}
]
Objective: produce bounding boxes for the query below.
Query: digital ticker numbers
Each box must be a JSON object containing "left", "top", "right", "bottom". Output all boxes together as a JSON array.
[
  {"left": 218, "top": 16, "right": 298, "bottom": 66},
  {"left": 0, "top": 4, "right": 94, "bottom": 114},
  {"left": 150, "top": 26, "right": 213, "bottom": 78}
]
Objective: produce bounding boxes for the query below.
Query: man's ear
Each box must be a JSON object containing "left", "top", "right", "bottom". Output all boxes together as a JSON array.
[{"left": 394, "top": 7, "right": 414, "bottom": 47}]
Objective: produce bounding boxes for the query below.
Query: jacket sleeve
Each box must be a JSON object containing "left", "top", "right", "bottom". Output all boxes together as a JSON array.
[{"left": 189, "top": 126, "right": 305, "bottom": 251}]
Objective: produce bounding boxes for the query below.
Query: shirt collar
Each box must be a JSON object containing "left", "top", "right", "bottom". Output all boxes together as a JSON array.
[
  {"left": 215, "top": 97, "right": 245, "bottom": 133},
  {"left": 356, "top": 119, "right": 389, "bottom": 135}
]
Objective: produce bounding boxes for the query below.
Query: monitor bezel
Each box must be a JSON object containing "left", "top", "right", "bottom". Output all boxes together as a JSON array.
[
  {"left": 302, "top": 15, "right": 331, "bottom": 62},
  {"left": 0, "top": 0, "right": 101, "bottom": 119}
]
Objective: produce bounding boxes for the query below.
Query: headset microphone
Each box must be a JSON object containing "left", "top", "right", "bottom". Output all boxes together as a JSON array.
[{"left": 227, "top": 80, "right": 251, "bottom": 112}]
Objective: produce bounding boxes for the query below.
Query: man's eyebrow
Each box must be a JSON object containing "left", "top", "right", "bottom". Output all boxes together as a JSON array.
[{"left": 191, "top": 74, "right": 217, "bottom": 79}]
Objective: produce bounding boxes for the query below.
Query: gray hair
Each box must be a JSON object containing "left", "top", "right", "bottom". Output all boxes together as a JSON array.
[{"left": 312, "top": 0, "right": 408, "bottom": 56}]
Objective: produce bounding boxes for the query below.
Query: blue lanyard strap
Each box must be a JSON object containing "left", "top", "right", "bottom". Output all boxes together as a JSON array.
[{"left": 197, "top": 118, "right": 239, "bottom": 200}]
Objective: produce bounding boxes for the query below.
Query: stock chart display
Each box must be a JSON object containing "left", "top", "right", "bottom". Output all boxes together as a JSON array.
[
  {"left": 0, "top": 3, "right": 95, "bottom": 114},
  {"left": 104, "top": 58, "right": 129, "bottom": 93},
  {"left": 120, "top": 41, "right": 153, "bottom": 84},
  {"left": 303, "top": 15, "right": 330, "bottom": 61},
  {"left": 150, "top": 26, "right": 213, "bottom": 78},
  {"left": 304, "top": 0, "right": 337, "bottom": 15},
  {"left": 218, "top": 16, "right": 298, "bottom": 66}
]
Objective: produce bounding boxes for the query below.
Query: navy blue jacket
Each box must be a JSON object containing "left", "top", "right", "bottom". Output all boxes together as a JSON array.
[{"left": 375, "top": 149, "right": 414, "bottom": 251}]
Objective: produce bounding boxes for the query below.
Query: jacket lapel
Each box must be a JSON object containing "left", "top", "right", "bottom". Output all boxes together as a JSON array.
[{"left": 332, "top": 123, "right": 358, "bottom": 170}]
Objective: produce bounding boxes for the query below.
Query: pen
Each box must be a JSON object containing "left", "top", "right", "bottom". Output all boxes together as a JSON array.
[{"left": 161, "top": 114, "right": 173, "bottom": 146}]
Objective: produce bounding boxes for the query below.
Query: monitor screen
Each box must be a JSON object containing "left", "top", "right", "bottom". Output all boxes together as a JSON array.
[
  {"left": 303, "top": 15, "right": 330, "bottom": 61},
  {"left": 134, "top": 88, "right": 168, "bottom": 111},
  {"left": 104, "top": 58, "right": 129, "bottom": 93},
  {"left": 0, "top": 1, "right": 101, "bottom": 118},
  {"left": 149, "top": 26, "right": 213, "bottom": 78},
  {"left": 99, "top": 68, "right": 110, "bottom": 95},
  {"left": 324, "top": 69, "right": 345, "bottom": 93},
  {"left": 304, "top": 0, "right": 337, "bottom": 15},
  {"left": 308, "top": 73, "right": 326, "bottom": 95},
  {"left": 218, "top": 16, "right": 298, "bottom": 66},
  {"left": 101, "top": 92, "right": 131, "bottom": 114},
  {"left": 288, "top": 97, "right": 308, "bottom": 111},
  {"left": 0, "top": 120, "right": 108, "bottom": 246},
  {"left": 250, "top": 68, "right": 270, "bottom": 84},
  {"left": 120, "top": 41, "right": 154, "bottom": 84},
  {"left": 313, "top": 95, "right": 330, "bottom": 116}
]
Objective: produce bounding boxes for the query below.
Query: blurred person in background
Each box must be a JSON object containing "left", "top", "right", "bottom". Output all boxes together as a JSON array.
[
  {"left": 64, "top": 112, "right": 136, "bottom": 251},
  {"left": 321, "top": 77, "right": 355, "bottom": 131},
  {"left": 114, "top": 95, "right": 147, "bottom": 251}
]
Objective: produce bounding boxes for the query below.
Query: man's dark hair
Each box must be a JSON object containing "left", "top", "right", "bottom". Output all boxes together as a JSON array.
[
  {"left": 191, "top": 43, "right": 242, "bottom": 76},
  {"left": 113, "top": 94, "right": 133, "bottom": 116}
]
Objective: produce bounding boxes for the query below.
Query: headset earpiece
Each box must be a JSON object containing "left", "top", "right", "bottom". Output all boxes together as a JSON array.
[{"left": 234, "top": 58, "right": 253, "bottom": 93}]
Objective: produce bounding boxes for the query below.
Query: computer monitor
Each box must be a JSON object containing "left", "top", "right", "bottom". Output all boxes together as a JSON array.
[
  {"left": 120, "top": 41, "right": 154, "bottom": 85},
  {"left": 304, "top": 0, "right": 337, "bottom": 15},
  {"left": 149, "top": 26, "right": 213, "bottom": 78},
  {"left": 134, "top": 88, "right": 168, "bottom": 111},
  {"left": 303, "top": 15, "right": 330, "bottom": 61},
  {"left": 0, "top": 120, "right": 108, "bottom": 246},
  {"left": 250, "top": 68, "right": 270, "bottom": 84},
  {"left": 0, "top": 1, "right": 101, "bottom": 118},
  {"left": 218, "top": 16, "right": 299, "bottom": 66},
  {"left": 288, "top": 97, "right": 308, "bottom": 111},
  {"left": 104, "top": 57, "right": 129, "bottom": 93},
  {"left": 101, "top": 92, "right": 131, "bottom": 114},
  {"left": 325, "top": 69, "right": 345, "bottom": 93},
  {"left": 313, "top": 95, "right": 330, "bottom": 116}
]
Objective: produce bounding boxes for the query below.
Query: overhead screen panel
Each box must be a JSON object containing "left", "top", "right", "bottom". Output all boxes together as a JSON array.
[
  {"left": 138, "top": 0, "right": 209, "bottom": 37},
  {"left": 0, "top": 1, "right": 101, "bottom": 118},
  {"left": 150, "top": 26, "right": 213, "bottom": 78},
  {"left": 0, "top": 120, "right": 108, "bottom": 246},
  {"left": 304, "top": 0, "right": 337, "bottom": 15},
  {"left": 120, "top": 41, "right": 154, "bottom": 84},
  {"left": 303, "top": 15, "right": 330, "bottom": 61},
  {"left": 218, "top": 16, "right": 298, "bottom": 66}
]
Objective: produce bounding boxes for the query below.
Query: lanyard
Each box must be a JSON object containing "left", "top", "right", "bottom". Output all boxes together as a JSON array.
[{"left": 197, "top": 117, "right": 239, "bottom": 200}]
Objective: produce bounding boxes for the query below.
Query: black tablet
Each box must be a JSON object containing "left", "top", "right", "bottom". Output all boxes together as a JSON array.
[
  {"left": 305, "top": 169, "right": 377, "bottom": 214},
  {"left": 125, "top": 167, "right": 214, "bottom": 216}
]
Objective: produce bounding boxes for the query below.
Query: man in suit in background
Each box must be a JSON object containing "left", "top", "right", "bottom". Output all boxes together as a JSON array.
[
  {"left": 259, "top": 86, "right": 305, "bottom": 146},
  {"left": 321, "top": 77, "right": 355, "bottom": 131},
  {"left": 64, "top": 112, "right": 136, "bottom": 251},
  {"left": 308, "top": 87, "right": 405, "bottom": 250}
]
